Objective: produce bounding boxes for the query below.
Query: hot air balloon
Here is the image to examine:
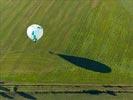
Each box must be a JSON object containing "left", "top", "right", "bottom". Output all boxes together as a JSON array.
[{"left": 27, "top": 24, "right": 43, "bottom": 42}]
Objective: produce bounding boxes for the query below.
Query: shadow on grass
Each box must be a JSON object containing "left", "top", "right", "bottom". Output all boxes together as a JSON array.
[
  {"left": 0, "top": 92, "right": 14, "bottom": 99},
  {"left": 48, "top": 89, "right": 117, "bottom": 96},
  {"left": 0, "top": 86, "right": 10, "bottom": 92},
  {"left": 17, "top": 92, "right": 36, "bottom": 100},
  {"left": 49, "top": 52, "right": 111, "bottom": 73},
  {"left": 106, "top": 90, "right": 117, "bottom": 96},
  {"left": 82, "top": 90, "right": 117, "bottom": 96},
  {"left": 82, "top": 90, "right": 102, "bottom": 95}
]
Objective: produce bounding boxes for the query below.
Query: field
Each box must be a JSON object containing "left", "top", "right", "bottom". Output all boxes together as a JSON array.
[{"left": 0, "top": 0, "right": 133, "bottom": 85}]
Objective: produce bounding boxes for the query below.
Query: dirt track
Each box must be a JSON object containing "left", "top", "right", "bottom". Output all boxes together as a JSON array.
[{"left": 1, "top": 84, "right": 133, "bottom": 93}]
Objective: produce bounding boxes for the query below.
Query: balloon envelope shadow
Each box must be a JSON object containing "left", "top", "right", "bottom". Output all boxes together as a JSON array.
[{"left": 57, "top": 54, "right": 111, "bottom": 73}]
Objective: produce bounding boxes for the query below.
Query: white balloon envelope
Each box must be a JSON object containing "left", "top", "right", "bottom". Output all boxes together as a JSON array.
[{"left": 27, "top": 24, "right": 43, "bottom": 42}]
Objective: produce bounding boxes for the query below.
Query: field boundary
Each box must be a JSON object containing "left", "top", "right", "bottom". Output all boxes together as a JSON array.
[
  {"left": 1, "top": 84, "right": 133, "bottom": 93},
  {"left": 1, "top": 83, "right": 133, "bottom": 86}
]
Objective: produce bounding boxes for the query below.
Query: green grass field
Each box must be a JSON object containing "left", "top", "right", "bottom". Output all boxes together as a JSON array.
[{"left": 0, "top": 0, "right": 133, "bottom": 84}]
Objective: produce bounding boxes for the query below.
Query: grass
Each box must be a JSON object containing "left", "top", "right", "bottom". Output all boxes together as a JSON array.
[
  {"left": 0, "top": 0, "right": 133, "bottom": 84},
  {"left": 0, "top": 92, "right": 133, "bottom": 100}
]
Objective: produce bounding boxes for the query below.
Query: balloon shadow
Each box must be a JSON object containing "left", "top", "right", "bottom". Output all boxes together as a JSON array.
[
  {"left": 17, "top": 92, "right": 36, "bottom": 100},
  {"left": 49, "top": 51, "right": 111, "bottom": 73}
]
